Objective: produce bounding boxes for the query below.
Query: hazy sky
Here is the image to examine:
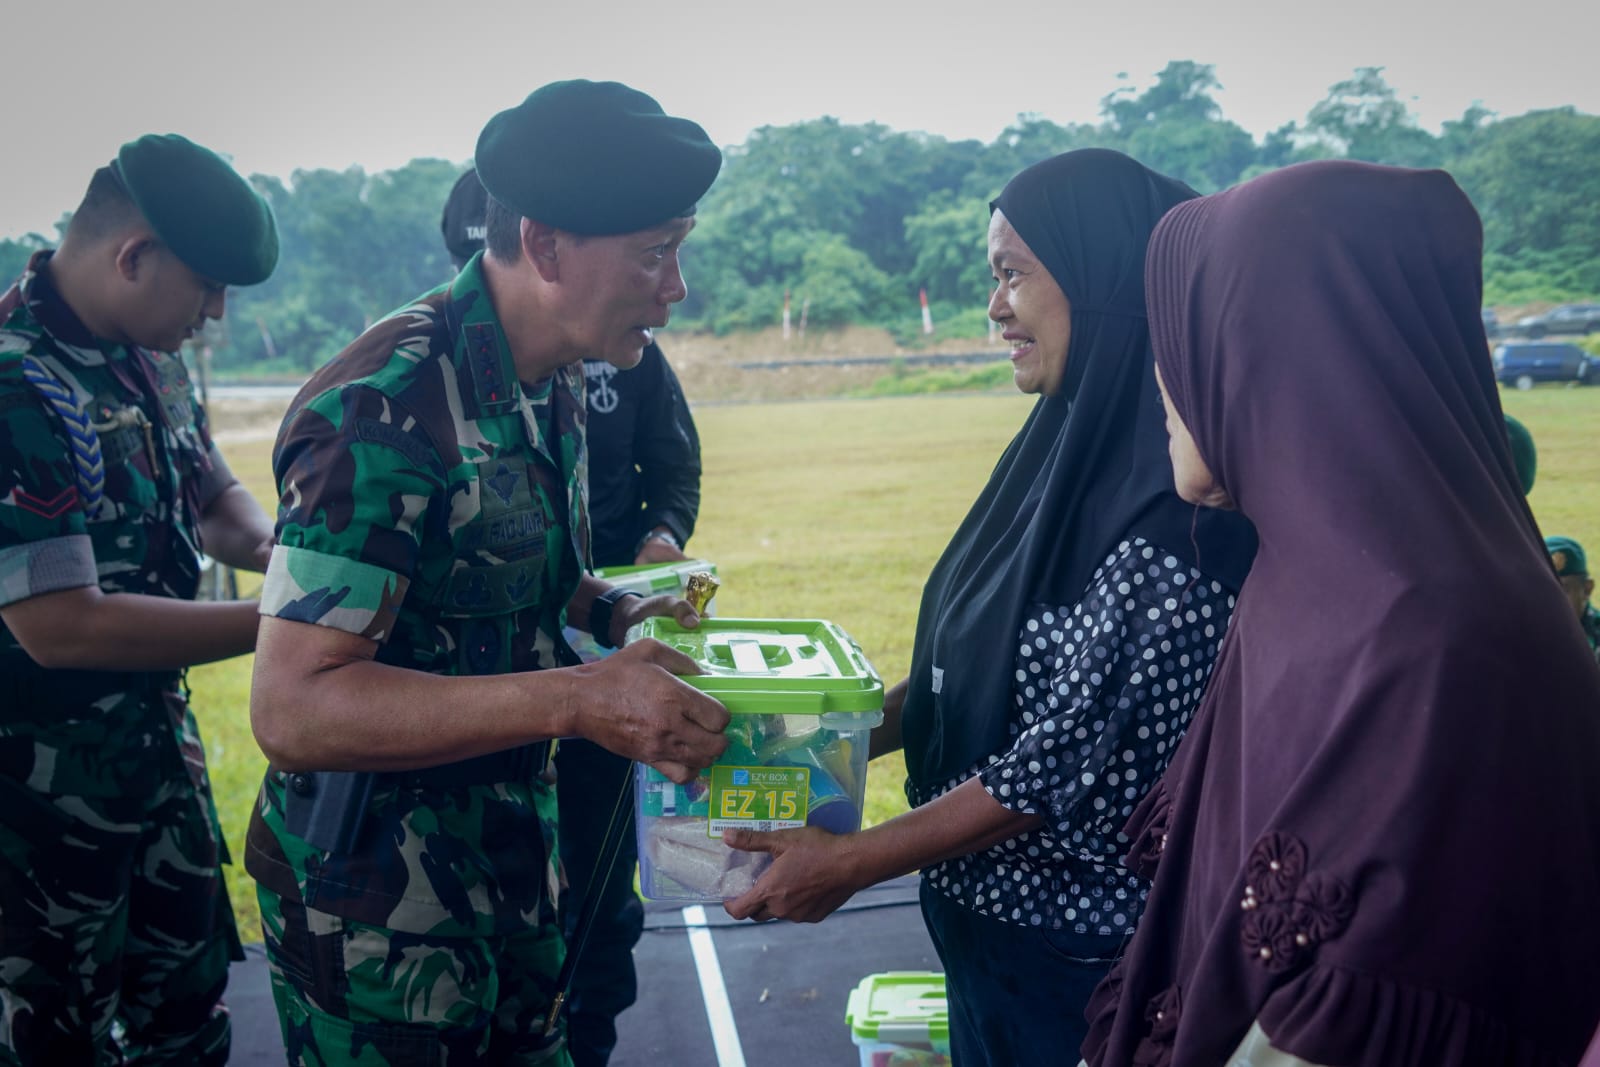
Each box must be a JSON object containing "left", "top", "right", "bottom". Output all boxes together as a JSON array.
[{"left": 5, "top": 0, "right": 1596, "bottom": 239}]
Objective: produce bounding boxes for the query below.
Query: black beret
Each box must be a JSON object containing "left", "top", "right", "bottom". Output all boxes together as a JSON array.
[
  {"left": 475, "top": 80, "right": 721, "bottom": 237},
  {"left": 440, "top": 168, "right": 488, "bottom": 265},
  {"left": 112, "top": 134, "right": 279, "bottom": 286}
]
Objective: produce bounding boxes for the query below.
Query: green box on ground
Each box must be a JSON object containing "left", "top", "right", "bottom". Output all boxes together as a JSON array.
[{"left": 845, "top": 971, "right": 951, "bottom": 1066}]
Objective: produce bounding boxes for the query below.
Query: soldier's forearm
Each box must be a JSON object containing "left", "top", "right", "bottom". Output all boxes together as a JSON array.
[
  {"left": 250, "top": 616, "right": 576, "bottom": 773},
  {"left": 198, "top": 482, "right": 276, "bottom": 572},
  {"left": 1, "top": 585, "right": 260, "bottom": 671}
]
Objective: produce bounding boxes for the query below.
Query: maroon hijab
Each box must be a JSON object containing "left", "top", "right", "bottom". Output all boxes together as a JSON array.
[{"left": 1084, "top": 161, "right": 1600, "bottom": 1066}]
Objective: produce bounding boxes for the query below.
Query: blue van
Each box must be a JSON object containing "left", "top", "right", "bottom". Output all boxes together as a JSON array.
[{"left": 1492, "top": 342, "right": 1597, "bottom": 389}]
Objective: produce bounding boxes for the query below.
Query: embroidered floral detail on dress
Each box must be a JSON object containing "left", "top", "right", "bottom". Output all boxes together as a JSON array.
[
  {"left": 1236, "top": 831, "right": 1354, "bottom": 973},
  {"left": 1132, "top": 985, "right": 1181, "bottom": 1067},
  {"left": 1243, "top": 831, "right": 1306, "bottom": 901},
  {"left": 1291, "top": 870, "right": 1356, "bottom": 943},
  {"left": 1126, "top": 784, "right": 1173, "bottom": 880},
  {"left": 1240, "top": 905, "right": 1300, "bottom": 973}
]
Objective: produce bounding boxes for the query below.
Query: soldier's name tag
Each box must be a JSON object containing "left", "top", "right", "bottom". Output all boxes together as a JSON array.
[{"left": 458, "top": 505, "right": 548, "bottom": 561}]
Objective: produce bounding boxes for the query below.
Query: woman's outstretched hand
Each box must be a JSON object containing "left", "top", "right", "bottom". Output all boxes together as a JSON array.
[{"left": 722, "top": 826, "right": 868, "bottom": 923}]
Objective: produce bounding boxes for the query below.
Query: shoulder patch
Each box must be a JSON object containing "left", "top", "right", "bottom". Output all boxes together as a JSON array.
[{"left": 353, "top": 417, "right": 437, "bottom": 471}]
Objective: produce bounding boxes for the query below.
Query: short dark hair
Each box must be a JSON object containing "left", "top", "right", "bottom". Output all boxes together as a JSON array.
[
  {"left": 483, "top": 194, "right": 522, "bottom": 262},
  {"left": 483, "top": 194, "right": 587, "bottom": 264},
  {"left": 66, "top": 166, "right": 142, "bottom": 243}
]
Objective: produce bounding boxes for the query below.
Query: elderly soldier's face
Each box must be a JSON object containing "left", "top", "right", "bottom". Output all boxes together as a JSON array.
[
  {"left": 559, "top": 216, "right": 694, "bottom": 368},
  {"left": 124, "top": 241, "right": 227, "bottom": 353}
]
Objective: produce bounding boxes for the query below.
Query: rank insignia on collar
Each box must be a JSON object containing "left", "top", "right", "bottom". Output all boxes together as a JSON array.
[{"left": 464, "top": 322, "right": 515, "bottom": 414}]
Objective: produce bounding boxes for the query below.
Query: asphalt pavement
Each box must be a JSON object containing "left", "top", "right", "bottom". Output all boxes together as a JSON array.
[{"left": 226, "top": 876, "right": 937, "bottom": 1066}]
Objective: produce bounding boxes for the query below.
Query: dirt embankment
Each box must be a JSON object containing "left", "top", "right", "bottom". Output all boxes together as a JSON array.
[
  {"left": 657, "top": 324, "right": 1005, "bottom": 404},
  {"left": 208, "top": 326, "right": 1009, "bottom": 438}
]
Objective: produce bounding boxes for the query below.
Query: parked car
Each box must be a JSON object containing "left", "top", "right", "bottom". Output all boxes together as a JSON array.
[
  {"left": 1492, "top": 341, "right": 1598, "bottom": 389},
  {"left": 1514, "top": 303, "right": 1600, "bottom": 338},
  {"left": 1481, "top": 308, "right": 1500, "bottom": 339}
]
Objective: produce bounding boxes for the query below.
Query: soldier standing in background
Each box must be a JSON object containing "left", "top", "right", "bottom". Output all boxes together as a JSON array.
[
  {"left": 1547, "top": 535, "right": 1600, "bottom": 662},
  {"left": 0, "top": 134, "right": 280, "bottom": 1064},
  {"left": 441, "top": 165, "right": 704, "bottom": 1067},
  {"left": 246, "top": 80, "right": 727, "bottom": 1064}
]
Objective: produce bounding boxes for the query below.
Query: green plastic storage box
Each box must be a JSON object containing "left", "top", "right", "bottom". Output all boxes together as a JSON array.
[
  {"left": 631, "top": 617, "right": 884, "bottom": 901},
  {"left": 596, "top": 558, "right": 717, "bottom": 600},
  {"left": 564, "top": 559, "right": 717, "bottom": 663},
  {"left": 845, "top": 971, "right": 951, "bottom": 1067}
]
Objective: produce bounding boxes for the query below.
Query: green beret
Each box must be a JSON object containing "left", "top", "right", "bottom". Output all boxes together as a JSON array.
[
  {"left": 475, "top": 80, "right": 721, "bottom": 236},
  {"left": 112, "top": 134, "right": 279, "bottom": 286},
  {"left": 1546, "top": 536, "right": 1589, "bottom": 578},
  {"left": 1503, "top": 414, "right": 1537, "bottom": 494}
]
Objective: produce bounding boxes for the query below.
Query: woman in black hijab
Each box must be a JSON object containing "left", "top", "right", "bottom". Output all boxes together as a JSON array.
[{"left": 724, "top": 149, "right": 1256, "bottom": 1060}]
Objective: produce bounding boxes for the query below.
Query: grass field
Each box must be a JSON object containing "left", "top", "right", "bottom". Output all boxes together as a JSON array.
[{"left": 192, "top": 383, "right": 1600, "bottom": 936}]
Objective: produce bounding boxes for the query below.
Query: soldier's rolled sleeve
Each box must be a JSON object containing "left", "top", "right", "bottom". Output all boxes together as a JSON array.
[
  {"left": 258, "top": 386, "right": 441, "bottom": 643},
  {"left": 0, "top": 381, "right": 98, "bottom": 607},
  {"left": 0, "top": 536, "right": 97, "bottom": 608}
]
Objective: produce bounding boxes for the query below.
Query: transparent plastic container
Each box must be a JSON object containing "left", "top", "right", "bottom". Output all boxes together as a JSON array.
[
  {"left": 564, "top": 559, "right": 717, "bottom": 663},
  {"left": 596, "top": 559, "right": 718, "bottom": 600},
  {"left": 631, "top": 617, "right": 884, "bottom": 902},
  {"left": 845, "top": 971, "right": 951, "bottom": 1067}
]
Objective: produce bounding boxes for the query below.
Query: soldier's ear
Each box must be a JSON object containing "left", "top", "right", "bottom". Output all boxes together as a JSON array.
[
  {"left": 522, "top": 219, "right": 560, "bottom": 282},
  {"left": 113, "top": 235, "right": 158, "bottom": 282}
]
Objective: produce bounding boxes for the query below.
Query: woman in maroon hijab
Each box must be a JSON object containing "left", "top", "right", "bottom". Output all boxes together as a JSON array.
[{"left": 1083, "top": 160, "right": 1600, "bottom": 1065}]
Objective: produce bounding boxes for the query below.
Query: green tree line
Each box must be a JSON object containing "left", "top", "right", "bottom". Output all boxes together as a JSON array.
[{"left": 4, "top": 63, "right": 1596, "bottom": 371}]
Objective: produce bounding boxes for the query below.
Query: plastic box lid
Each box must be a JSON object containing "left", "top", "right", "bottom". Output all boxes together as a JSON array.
[
  {"left": 595, "top": 559, "right": 717, "bottom": 597},
  {"left": 845, "top": 971, "right": 949, "bottom": 1044},
  {"left": 631, "top": 617, "right": 884, "bottom": 716}
]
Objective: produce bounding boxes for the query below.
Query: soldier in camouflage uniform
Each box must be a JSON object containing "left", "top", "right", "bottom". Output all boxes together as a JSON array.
[
  {"left": 1547, "top": 535, "right": 1600, "bottom": 664},
  {"left": 0, "top": 135, "right": 280, "bottom": 1064},
  {"left": 442, "top": 164, "right": 704, "bottom": 1067},
  {"left": 246, "top": 80, "right": 728, "bottom": 1066}
]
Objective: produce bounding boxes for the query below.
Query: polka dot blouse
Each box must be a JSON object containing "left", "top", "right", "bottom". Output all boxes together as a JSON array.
[{"left": 917, "top": 537, "right": 1236, "bottom": 936}]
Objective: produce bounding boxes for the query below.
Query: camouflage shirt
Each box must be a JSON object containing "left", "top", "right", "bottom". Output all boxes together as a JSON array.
[
  {"left": 245, "top": 255, "right": 590, "bottom": 937},
  {"left": 0, "top": 251, "right": 231, "bottom": 798}
]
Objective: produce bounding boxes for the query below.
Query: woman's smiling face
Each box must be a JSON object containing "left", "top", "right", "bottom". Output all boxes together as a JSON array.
[{"left": 987, "top": 209, "right": 1073, "bottom": 397}]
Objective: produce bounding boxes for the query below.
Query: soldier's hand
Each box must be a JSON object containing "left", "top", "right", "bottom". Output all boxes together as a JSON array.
[
  {"left": 634, "top": 538, "right": 689, "bottom": 564},
  {"left": 575, "top": 638, "right": 728, "bottom": 783},
  {"left": 611, "top": 593, "right": 700, "bottom": 646}
]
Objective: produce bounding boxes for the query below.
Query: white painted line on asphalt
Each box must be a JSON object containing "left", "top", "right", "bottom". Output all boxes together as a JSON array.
[{"left": 682, "top": 905, "right": 747, "bottom": 1067}]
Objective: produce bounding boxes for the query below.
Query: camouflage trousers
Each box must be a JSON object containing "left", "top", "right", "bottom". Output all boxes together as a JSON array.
[
  {"left": 259, "top": 888, "right": 573, "bottom": 1066},
  {"left": 0, "top": 765, "right": 241, "bottom": 1065}
]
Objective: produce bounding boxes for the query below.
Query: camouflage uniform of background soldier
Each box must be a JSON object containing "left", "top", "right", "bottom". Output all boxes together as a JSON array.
[
  {"left": 246, "top": 80, "right": 726, "bottom": 1066},
  {"left": 1546, "top": 535, "right": 1600, "bottom": 664},
  {"left": 0, "top": 135, "right": 279, "bottom": 1065}
]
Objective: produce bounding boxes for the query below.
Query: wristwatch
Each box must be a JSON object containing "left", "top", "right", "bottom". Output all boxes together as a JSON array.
[
  {"left": 591, "top": 587, "right": 642, "bottom": 649},
  {"left": 636, "top": 527, "right": 681, "bottom": 554}
]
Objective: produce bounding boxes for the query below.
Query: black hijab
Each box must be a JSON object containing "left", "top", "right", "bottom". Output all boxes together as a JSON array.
[{"left": 900, "top": 148, "right": 1256, "bottom": 792}]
